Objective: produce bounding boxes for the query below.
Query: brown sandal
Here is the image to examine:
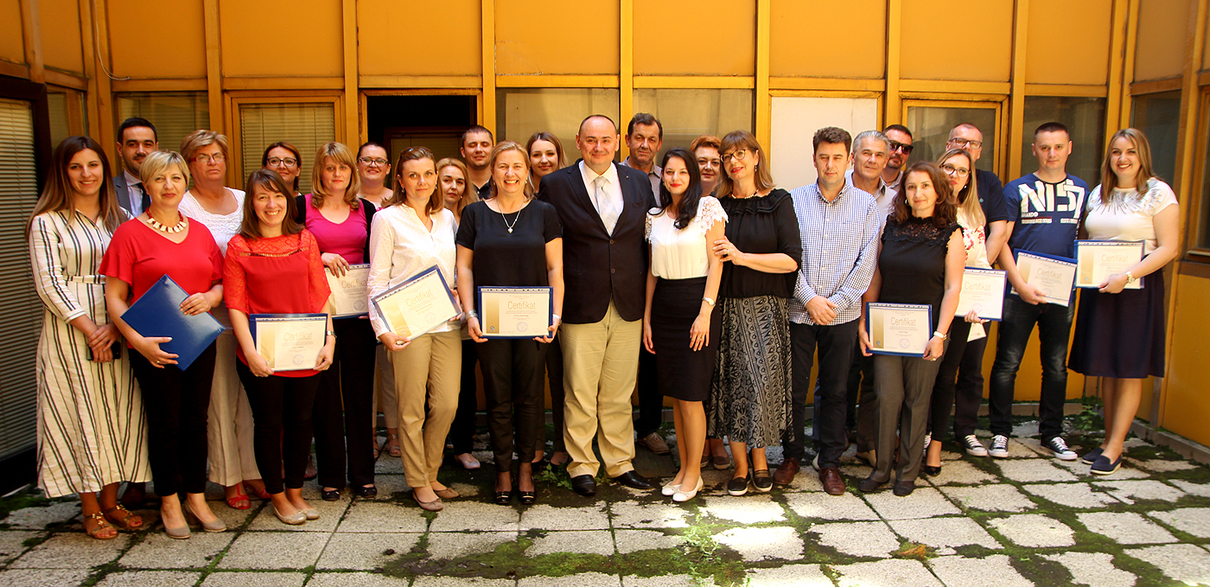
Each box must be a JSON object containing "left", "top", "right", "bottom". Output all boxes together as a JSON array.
[
  {"left": 84, "top": 512, "right": 118, "bottom": 540},
  {"left": 386, "top": 433, "right": 401, "bottom": 458},
  {"left": 103, "top": 504, "right": 143, "bottom": 531}
]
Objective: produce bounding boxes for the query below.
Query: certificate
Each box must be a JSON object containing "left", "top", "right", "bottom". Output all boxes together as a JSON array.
[
  {"left": 1011, "top": 251, "right": 1077, "bottom": 307},
  {"left": 327, "top": 264, "right": 370, "bottom": 317},
  {"left": 866, "top": 302, "right": 932, "bottom": 357},
  {"left": 955, "top": 268, "right": 1006, "bottom": 321},
  {"left": 1076, "top": 240, "right": 1144, "bottom": 290},
  {"left": 250, "top": 313, "right": 327, "bottom": 372},
  {"left": 478, "top": 286, "right": 553, "bottom": 338},
  {"left": 371, "top": 265, "right": 459, "bottom": 338}
]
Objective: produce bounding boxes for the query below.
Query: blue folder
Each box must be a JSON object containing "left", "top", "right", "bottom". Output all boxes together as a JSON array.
[{"left": 120, "top": 275, "right": 224, "bottom": 371}]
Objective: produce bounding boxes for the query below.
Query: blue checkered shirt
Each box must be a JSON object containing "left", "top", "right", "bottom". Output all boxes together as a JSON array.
[{"left": 788, "top": 180, "right": 880, "bottom": 325}]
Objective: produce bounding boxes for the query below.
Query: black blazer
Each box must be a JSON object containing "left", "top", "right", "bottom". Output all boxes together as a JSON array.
[
  {"left": 294, "top": 195, "right": 378, "bottom": 262},
  {"left": 539, "top": 160, "right": 655, "bottom": 324}
]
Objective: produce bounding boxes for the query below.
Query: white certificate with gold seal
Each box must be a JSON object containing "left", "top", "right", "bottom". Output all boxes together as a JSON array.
[
  {"left": 1076, "top": 240, "right": 1144, "bottom": 290},
  {"left": 955, "top": 267, "right": 1006, "bottom": 321},
  {"left": 477, "top": 286, "right": 553, "bottom": 338},
  {"left": 371, "top": 266, "right": 459, "bottom": 338},
  {"left": 251, "top": 313, "right": 327, "bottom": 372},
  {"left": 866, "top": 302, "right": 932, "bottom": 357},
  {"left": 326, "top": 263, "right": 370, "bottom": 317},
  {"left": 1011, "top": 251, "right": 1077, "bottom": 307}
]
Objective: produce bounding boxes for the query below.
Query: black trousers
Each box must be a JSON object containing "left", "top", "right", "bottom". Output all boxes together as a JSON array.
[
  {"left": 313, "top": 318, "right": 376, "bottom": 488},
  {"left": 930, "top": 320, "right": 991, "bottom": 440},
  {"left": 635, "top": 346, "right": 662, "bottom": 438},
  {"left": 130, "top": 342, "right": 216, "bottom": 496},
  {"left": 787, "top": 321, "right": 857, "bottom": 466},
  {"left": 449, "top": 339, "right": 480, "bottom": 454},
  {"left": 236, "top": 362, "right": 320, "bottom": 494},
  {"left": 477, "top": 338, "right": 549, "bottom": 471}
]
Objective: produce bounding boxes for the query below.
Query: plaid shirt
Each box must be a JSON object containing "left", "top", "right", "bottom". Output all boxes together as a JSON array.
[{"left": 788, "top": 179, "right": 880, "bottom": 325}]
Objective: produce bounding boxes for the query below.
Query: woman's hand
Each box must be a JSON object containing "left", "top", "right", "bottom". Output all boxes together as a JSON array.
[
  {"left": 87, "top": 324, "right": 121, "bottom": 362},
  {"left": 642, "top": 319, "right": 655, "bottom": 354},
  {"left": 315, "top": 337, "right": 335, "bottom": 370},
  {"left": 322, "top": 252, "right": 350, "bottom": 277},
  {"left": 1099, "top": 273, "right": 1129, "bottom": 294},
  {"left": 712, "top": 236, "right": 745, "bottom": 266},
  {"left": 132, "top": 334, "right": 178, "bottom": 368},
  {"left": 923, "top": 335, "right": 945, "bottom": 361},
  {"left": 535, "top": 317, "right": 561, "bottom": 344},
  {"left": 379, "top": 332, "right": 411, "bottom": 352},
  {"left": 689, "top": 313, "right": 710, "bottom": 352},
  {"left": 246, "top": 350, "right": 274, "bottom": 377},
  {"left": 467, "top": 316, "right": 487, "bottom": 343},
  {"left": 857, "top": 321, "right": 873, "bottom": 357},
  {"left": 963, "top": 309, "right": 988, "bottom": 324},
  {"left": 180, "top": 292, "right": 213, "bottom": 316}
]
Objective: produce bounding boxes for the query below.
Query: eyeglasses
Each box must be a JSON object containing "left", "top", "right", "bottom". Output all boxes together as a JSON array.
[
  {"left": 267, "top": 157, "right": 298, "bottom": 168},
  {"left": 940, "top": 164, "right": 970, "bottom": 178},
  {"left": 193, "top": 153, "right": 225, "bottom": 164},
  {"left": 948, "top": 138, "right": 984, "bottom": 149},
  {"left": 358, "top": 157, "right": 389, "bottom": 167},
  {"left": 720, "top": 149, "right": 748, "bottom": 164},
  {"left": 888, "top": 141, "right": 914, "bottom": 154}
]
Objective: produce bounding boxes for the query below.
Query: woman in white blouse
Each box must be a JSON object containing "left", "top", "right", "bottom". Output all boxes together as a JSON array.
[
  {"left": 367, "top": 146, "right": 461, "bottom": 511},
  {"left": 642, "top": 148, "right": 726, "bottom": 503}
]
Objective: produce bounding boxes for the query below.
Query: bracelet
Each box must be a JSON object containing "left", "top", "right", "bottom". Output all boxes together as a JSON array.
[
  {"left": 1125, "top": 270, "right": 1137, "bottom": 284},
  {"left": 325, "top": 330, "right": 336, "bottom": 338},
  {"left": 467, "top": 310, "right": 478, "bottom": 320},
  {"left": 552, "top": 313, "right": 561, "bottom": 321},
  {"left": 702, "top": 297, "right": 716, "bottom": 306},
  {"left": 933, "top": 330, "right": 948, "bottom": 340}
]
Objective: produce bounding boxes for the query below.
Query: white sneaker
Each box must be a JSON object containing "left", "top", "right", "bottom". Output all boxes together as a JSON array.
[
  {"left": 1043, "top": 437, "right": 1078, "bottom": 461},
  {"left": 961, "top": 435, "right": 988, "bottom": 457},
  {"left": 922, "top": 433, "right": 932, "bottom": 458},
  {"left": 811, "top": 454, "right": 820, "bottom": 470},
  {"left": 989, "top": 435, "right": 1010, "bottom": 458}
]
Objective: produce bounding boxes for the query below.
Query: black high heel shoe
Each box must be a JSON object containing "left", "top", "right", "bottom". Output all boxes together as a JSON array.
[
  {"left": 494, "top": 490, "right": 512, "bottom": 505},
  {"left": 921, "top": 456, "right": 942, "bottom": 477}
]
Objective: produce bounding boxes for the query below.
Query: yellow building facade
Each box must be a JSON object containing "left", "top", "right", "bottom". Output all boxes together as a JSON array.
[{"left": 1, "top": 0, "right": 1208, "bottom": 459}]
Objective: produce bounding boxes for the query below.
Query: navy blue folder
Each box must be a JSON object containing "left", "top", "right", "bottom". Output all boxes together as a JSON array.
[{"left": 120, "top": 275, "right": 224, "bottom": 371}]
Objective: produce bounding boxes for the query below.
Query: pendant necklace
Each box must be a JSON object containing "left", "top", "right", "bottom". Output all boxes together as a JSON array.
[
  {"left": 501, "top": 208, "right": 521, "bottom": 234},
  {"left": 147, "top": 213, "right": 187, "bottom": 233}
]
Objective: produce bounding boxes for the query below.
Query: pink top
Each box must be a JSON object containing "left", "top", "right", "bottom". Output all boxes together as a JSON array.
[
  {"left": 303, "top": 197, "right": 368, "bottom": 264},
  {"left": 100, "top": 218, "right": 223, "bottom": 303}
]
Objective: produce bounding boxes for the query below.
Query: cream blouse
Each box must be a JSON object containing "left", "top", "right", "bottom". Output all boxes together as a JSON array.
[
  {"left": 645, "top": 196, "right": 727, "bottom": 280},
  {"left": 367, "top": 204, "right": 458, "bottom": 337}
]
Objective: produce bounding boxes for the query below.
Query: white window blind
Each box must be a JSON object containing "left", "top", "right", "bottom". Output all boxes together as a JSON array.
[
  {"left": 239, "top": 103, "right": 336, "bottom": 195},
  {"left": 116, "top": 92, "right": 210, "bottom": 156}
]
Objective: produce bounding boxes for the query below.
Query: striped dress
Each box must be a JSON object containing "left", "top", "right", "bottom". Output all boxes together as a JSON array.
[{"left": 29, "top": 211, "right": 150, "bottom": 497}]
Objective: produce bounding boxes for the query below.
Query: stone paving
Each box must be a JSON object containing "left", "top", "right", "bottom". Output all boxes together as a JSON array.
[{"left": 4, "top": 421, "right": 1210, "bottom": 586}]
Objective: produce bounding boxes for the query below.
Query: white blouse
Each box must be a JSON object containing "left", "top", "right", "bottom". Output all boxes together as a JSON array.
[
  {"left": 645, "top": 196, "right": 727, "bottom": 280},
  {"left": 1086, "top": 178, "right": 1177, "bottom": 255},
  {"left": 179, "top": 188, "right": 246, "bottom": 255},
  {"left": 367, "top": 204, "right": 458, "bottom": 337}
]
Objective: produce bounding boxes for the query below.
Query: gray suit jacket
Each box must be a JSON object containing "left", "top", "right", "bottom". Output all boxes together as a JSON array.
[{"left": 113, "top": 173, "right": 144, "bottom": 215}]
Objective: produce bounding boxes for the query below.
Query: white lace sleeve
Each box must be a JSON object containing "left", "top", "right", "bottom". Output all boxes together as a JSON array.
[
  {"left": 696, "top": 196, "right": 728, "bottom": 236},
  {"left": 645, "top": 212, "right": 653, "bottom": 241}
]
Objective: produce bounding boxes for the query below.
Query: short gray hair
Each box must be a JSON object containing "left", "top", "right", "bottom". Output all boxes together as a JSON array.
[{"left": 852, "top": 130, "right": 889, "bottom": 154}]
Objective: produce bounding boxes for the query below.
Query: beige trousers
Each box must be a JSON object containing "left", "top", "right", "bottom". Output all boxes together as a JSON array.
[
  {"left": 392, "top": 329, "right": 461, "bottom": 488},
  {"left": 206, "top": 311, "right": 261, "bottom": 486},
  {"left": 560, "top": 301, "right": 641, "bottom": 478},
  {"left": 372, "top": 344, "right": 398, "bottom": 429}
]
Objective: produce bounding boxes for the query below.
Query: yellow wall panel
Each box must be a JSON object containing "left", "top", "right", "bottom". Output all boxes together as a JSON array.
[
  {"left": 40, "top": 0, "right": 83, "bottom": 74},
  {"left": 357, "top": 0, "right": 481, "bottom": 76},
  {"left": 770, "top": 0, "right": 884, "bottom": 78},
  {"left": 219, "top": 0, "right": 343, "bottom": 77},
  {"left": 1135, "top": 0, "right": 1193, "bottom": 81},
  {"left": 634, "top": 0, "right": 753, "bottom": 76},
  {"left": 108, "top": 0, "right": 206, "bottom": 78},
  {"left": 1161, "top": 276, "right": 1210, "bottom": 446},
  {"left": 1025, "top": 1, "right": 1110, "bottom": 85},
  {"left": 0, "top": 0, "right": 24, "bottom": 65},
  {"left": 496, "top": 0, "right": 619, "bottom": 75},
  {"left": 901, "top": 0, "right": 1012, "bottom": 82}
]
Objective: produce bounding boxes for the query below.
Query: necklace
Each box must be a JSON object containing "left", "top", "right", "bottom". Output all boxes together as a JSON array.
[
  {"left": 501, "top": 207, "right": 521, "bottom": 233},
  {"left": 147, "top": 213, "right": 187, "bottom": 233}
]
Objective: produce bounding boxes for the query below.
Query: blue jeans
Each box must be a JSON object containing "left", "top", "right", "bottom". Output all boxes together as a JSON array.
[{"left": 988, "top": 296, "right": 1074, "bottom": 440}]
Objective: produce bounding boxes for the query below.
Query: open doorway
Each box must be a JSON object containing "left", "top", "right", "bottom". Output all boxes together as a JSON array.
[{"left": 365, "top": 94, "right": 477, "bottom": 171}]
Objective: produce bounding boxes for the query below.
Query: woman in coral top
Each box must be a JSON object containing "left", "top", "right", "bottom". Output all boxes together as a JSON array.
[{"left": 225, "top": 169, "right": 336, "bottom": 524}]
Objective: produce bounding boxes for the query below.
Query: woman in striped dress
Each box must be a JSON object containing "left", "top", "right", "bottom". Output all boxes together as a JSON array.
[{"left": 27, "top": 136, "right": 150, "bottom": 539}]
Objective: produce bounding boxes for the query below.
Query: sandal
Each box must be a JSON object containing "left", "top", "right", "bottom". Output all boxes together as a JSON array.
[
  {"left": 386, "top": 433, "right": 401, "bottom": 458},
  {"left": 242, "top": 481, "right": 271, "bottom": 500},
  {"left": 102, "top": 504, "right": 143, "bottom": 531},
  {"left": 83, "top": 512, "right": 118, "bottom": 540},
  {"left": 372, "top": 440, "right": 381, "bottom": 459},
  {"left": 225, "top": 485, "right": 251, "bottom": 510}
]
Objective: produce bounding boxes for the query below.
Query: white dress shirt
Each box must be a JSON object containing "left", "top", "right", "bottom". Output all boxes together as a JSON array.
[
  {"left": 124, "top": 170, "right": 146, "bottom": 217},
  {"left": 579, "top": 160, "right": 624, "bottom": 232},
  {"left": 367, "top": 204, "right": 459, "bottom": 337}
]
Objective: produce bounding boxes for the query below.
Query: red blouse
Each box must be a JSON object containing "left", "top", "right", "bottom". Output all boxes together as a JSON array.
[{"left": 100, "top": 218, "right": 223, "bottom": 302}]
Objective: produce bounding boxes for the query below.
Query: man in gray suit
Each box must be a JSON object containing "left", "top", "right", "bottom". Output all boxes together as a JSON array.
[{"left": 113, "top": 117, "right": 158, "bottom": 216}]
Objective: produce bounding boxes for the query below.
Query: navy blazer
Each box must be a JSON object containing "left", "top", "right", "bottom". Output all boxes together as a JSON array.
[{"left": 539, "top": 160, "right": 655, "bottom": 324}]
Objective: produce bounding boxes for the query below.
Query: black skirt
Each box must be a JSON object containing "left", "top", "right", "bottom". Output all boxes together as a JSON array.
[
  {"left": 1068, "top": 272, "right": 1166, "bottom": 378},
  {"left": 651, "top": 277, "right": 720, "bottom": 402}
]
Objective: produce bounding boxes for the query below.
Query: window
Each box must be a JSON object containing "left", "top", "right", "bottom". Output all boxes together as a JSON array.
[
  {"left": 237, "top": 102, "right": 336, "bottom": 194},
  {"left": 1195, "top": 90, "right": 1210, "bottom": 251},
  {"left": 116, "top": 92, "right": 210, "bottom": 157},
  {"left": 904, "top": 102, "right": 1001, "bottom": 174},
  {"left": 496, "top": 88, "right": 620, "bottom": 157},
  {"left": 47, "top": 92, "right": 70, "bottom": 149},
  {"left": 1019, "top": 97, "right": 1106, "bottom": 186},
  {"left": 1131, "top": 90, "right": 1182, "bottom": 188},
  {"left": 632, "top": 89, "right": 754, "bottom": 161},
  {"left": 770, "top": 96, "right": 879, "bottom": 190}
]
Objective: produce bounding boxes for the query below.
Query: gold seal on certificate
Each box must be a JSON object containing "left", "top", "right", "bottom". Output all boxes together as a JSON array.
[
  {"left": 327, "top": 263, "right": 370, "bottom": 317},
  {"left": 371, "top": 266, "right": 459, "bottom": 338},
  {"left": 478, "top": 286, "right": 553, "bottom": 338},
  {"left": 1076, "top": 240, "right": 1144, "bottom": 290},
  {"left": 1011, "top": 251, "right": 1077, "bottom": 307},
  {"left": 955, "top": 268, "right": 1006, "bottom": 321},
  {"left": 866, "top": 302, "right": 932, "bottom": 356},
  {"left": 251, "top": 314, "right": 327, "bottom": 372}
]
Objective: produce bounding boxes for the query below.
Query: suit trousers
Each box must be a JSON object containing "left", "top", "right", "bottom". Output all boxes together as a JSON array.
[
  {"left": 478, "top": 337, "right": 549, "bottom": 471},
  {"left": 391, "top": 329, "right": 461, "bottom": 488},
  {"left": 560, "top": 301, "right": 641, "bottom": 478},
  {"left": 872, "top": 352, "right": 943, "bottom": 484},
  {"left": 313, "top": 318, "right": 376, "bottom": 489},
  {"left": 849, "top": 347, "right": 879, "bottom": 453},
  {"left": 448, "top": 339, "right": 481, "bottom": 454},
  {"left": 787, "top": 321, "right": 857, "bottom": 467}
]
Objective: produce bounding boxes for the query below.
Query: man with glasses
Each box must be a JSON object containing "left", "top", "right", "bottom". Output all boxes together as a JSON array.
[
  {"left": 114, "top": 117, "right": 159, "bottom": 217},
  {"left": 882, "top": 124, "right": 914, "bottom": 192},
  {"left": 461, "top": 125, "right": 495, "bottom": 200}
]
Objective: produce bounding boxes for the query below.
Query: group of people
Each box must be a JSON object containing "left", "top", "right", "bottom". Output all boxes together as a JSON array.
[{"left": 28, "top": 108, "right": 1178, "bottom": 541}]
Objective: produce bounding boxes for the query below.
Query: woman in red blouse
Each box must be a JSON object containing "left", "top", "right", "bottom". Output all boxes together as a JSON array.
[
  {"left": 101, "top": 151, "right": 226, "bottom": 539},
  {"left": 225, "top": 169, "right": 335, "bottom": 524}
]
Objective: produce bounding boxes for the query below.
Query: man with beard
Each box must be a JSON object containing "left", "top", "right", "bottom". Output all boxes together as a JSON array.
[{"left": 113, "top": 117, "right": 158, "bottom": 217}]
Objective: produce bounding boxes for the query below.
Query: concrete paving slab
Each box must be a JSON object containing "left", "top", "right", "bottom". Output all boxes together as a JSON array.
[
  {"left": 1041, "top": 552, "right": 1136, "bottom": 587},
  {"left": 2, "top": 502, "right": 82, "bottom": 528},
  {"left": 620, "top": 575, "right": 695, "bottom": 586},
  {"left": 425, "top": 531, "right": 516, "bottom": 560},
  {"left": 778, "top": 467, "right": 827, "bottom": 492},
  {"left": 863, "top": 486, "right": 962, "bottom": 520},
  {"left": 0, "top": 530, "right": 41, "bottom": 564},
  {"left": 987, "top": 514, "right": 1076, "bottom": 548},
  {"left": 1053, "top": 459, "right": 1150, "bottom": 479},
  {"left": 527, "top": 530, "right": 614, "bottom": 556},
  {"left": 939, "top": 484, "right": 1037, "bottom": 512},
  {"left": 930, "top": 554, "right": 1033, "bottom": 587},
  {"left": 336, "top": 501, "right": 428, "bottom": 533},
  {"left": 1077, "top": 512, "right": 1178, "bottom": 545},
  {"left": 412, "top": 577, "right": 516, "bottom": 587},
  {"left": 8, "top": 531, "right": 132, "bottom": 569},
  {"left": 784, "top": 491, "right": 879, "bottom": 521},
  {"left": 831, "top": 558, "right": 942, "bottom": 587},
  {"left": 698, "top": 495, "right": 786, "bottom": 524},
  {"left": 94, "top": 571, "right": 199, "bottom": 587},
  {"left": 1171, "top": 479, "right": 1210, "bottom": 498},
  {"left": 613, "top": 529, "right": 682, "bottom": 554},
  {"left": 924, "top": 460, "right": 999, "bottom": 485},
  {"left": 519, "top": 504, "right": 610, "bottom": 531},
  {"left": 217, "top": 531, "right": 330, "bottom": 569},
  {"left": 608, "top": 502, "right": 689, "bottom": 529},
  {"left": 517, "top": 572, "right": 620, "bottom": 586},
  {"left": 316, "top": 532, "right": 421, "bottom": 570},
  {"left": 1129, "top": 457, "right": 1198, "bottom": 473},
  {"left": 714, "top": 526, "right": 802, "bottom": 562},
  {"left": 1091, "top": 480, "right": 1187, "bottom": 504},
  {"left": 369, "top": 474, "right": 409, "bottom": 498},
  {"left": 246, "top": 499, "right": 346, "bottom": 532},
  {"left": 809, "top": 521, "right": 900, "bottom": 558},
  {"left": 1148, "top": 508, "right": 1210, "bottom": 539},
  {"left": 307, "top": 572, "right": 405, "bottom": 587},
  {"left": 428, "top": 502, "right": 520, "bottom": 533},
  {"left": 995, "top": 459, "right": 1080, "bottom": 482},
  {"left": 0, "top": 569, "right": 89, "bottom": 587},
  {"left": 1128, "top": 543, "right": 1210, "bottom": 586},
  {"left": 1021, "top": 482, "right": 1122, "bottom": 508},
  {"left": 888, "top": 517, "right": 1001, "bottom": 551},
  {"left": 119, "top": 531, "right": 234, "bottom": 568},
  {"left": 743, "top": 563, "right": 833, "bottom": 586},
  {"left": 374, "top": 455, "right": 405, "bottom": 475},
  {"left": 199, "top": 572, "right": 308, "bottom": 587}
]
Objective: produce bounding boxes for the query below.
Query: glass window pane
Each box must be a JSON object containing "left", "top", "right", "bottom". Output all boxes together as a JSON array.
[
  {"left": 496, "top": 88, "right": 620, "bottom": 160},
  {"left": 47, "top": 91, "right": 70, "bottom": 150},
  {"left": 116, "top": 92, "right": 210, "bottom": 158},
  {"left": 238, "top": 102, "right": 336, "bottom": 195},
  {"left": 1019, "top": 97, "right": 1106, "bottom": 186},
  {"left": 770, "top": 96, "right": 879, "bottom": 190},
  {"left": 1131, "top": 90, "right": 1182, "bottom": 187},
  {"left": 905, "top": 105, "right": 998, "bottom": 173},
  {"left": 632, "top": 89, "right": 753, "bottom": 162}
]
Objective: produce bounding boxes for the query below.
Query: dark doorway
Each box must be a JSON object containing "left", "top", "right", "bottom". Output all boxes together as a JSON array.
[{"left": 365, "top": 95, "right": 476, "bottom": 170}]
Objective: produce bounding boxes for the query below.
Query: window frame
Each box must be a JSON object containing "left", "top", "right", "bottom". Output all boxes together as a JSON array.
[{"left": 225, "top": 91, "right": 345, "bottom": 189}]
